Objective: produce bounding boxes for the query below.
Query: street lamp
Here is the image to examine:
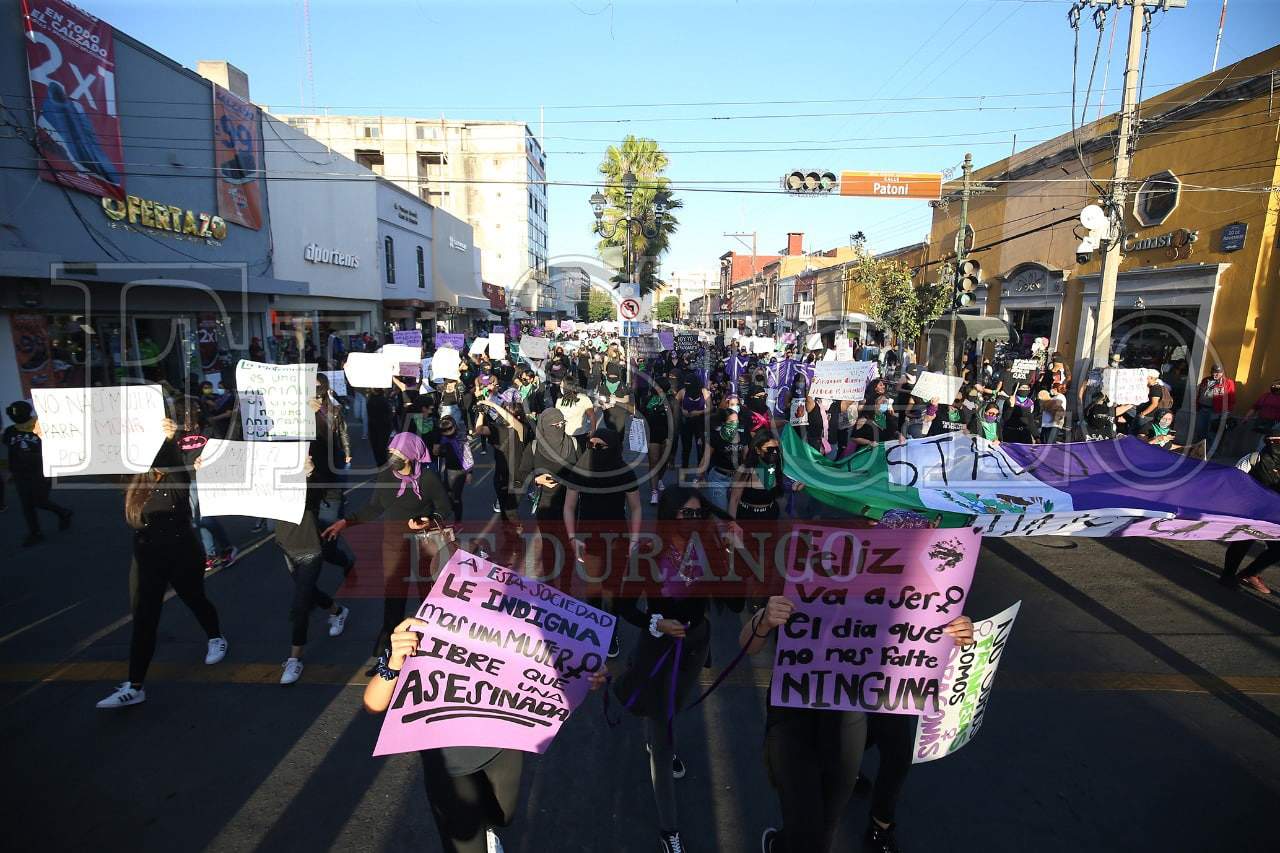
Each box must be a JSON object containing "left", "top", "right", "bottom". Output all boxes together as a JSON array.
[{"left": 590, "top": 170, "right": 668, "bottom": 285}]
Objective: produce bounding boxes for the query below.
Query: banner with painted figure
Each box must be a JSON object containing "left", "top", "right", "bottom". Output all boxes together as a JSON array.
[
  {"left": 212, "top": 83, "right": 264, "bottom": 229},
  {"left": 781, "top": 430, "right": 1280, "bottom": 540},
  {"left": 22, "top": 0, "right": 126, "bottom": 200},
  {"left": 32, "top": 385, "right": 167, "bottom": 476},
  {"left": 914, "top": 602, "right": 1020, "bottom": 763},
  {"left": 373, "top": 549, "right": 614, "bottom": 756},
  {"left": 771, "top": 525, "right": 981, "bottom": 715},
  {"left": 236, "top": 360, "right": 316, "bottom": 441}
]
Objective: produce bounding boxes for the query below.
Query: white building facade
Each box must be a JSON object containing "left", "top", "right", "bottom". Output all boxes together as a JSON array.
[{"left": 266, "top": 113, "right": 547, "bottom": 300}]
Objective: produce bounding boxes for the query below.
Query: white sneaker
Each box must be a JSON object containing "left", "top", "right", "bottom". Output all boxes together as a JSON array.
[
  {"left": 205, "top": 636, "right": 228, "bottom": 665},
  {"left": 650, "top": 488, "right": 659, "bottom": 505},
  {"left": 328, "top": 605, "right": 350, "bottom": 637},
  {"left": 485, "top": 827, "right": 504, "bottom": 853},
  {"left": 280, "top": 658, "right": 304, "bottom": 685},
  {"left": 96, "top": 681, "right": 146, "bottom": 709}
]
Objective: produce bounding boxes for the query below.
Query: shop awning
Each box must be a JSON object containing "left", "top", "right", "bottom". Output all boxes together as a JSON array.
[
  {"left": 455, "top": 294, "right": 491, "bottom": 310},
  {"left": 928, "top": 312, "right": 1020, "bottom": 343}
]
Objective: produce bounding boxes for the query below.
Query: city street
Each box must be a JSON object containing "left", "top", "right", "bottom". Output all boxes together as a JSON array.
[{"left": 1, "top": 446, "right": 1277, "bottom": 852}]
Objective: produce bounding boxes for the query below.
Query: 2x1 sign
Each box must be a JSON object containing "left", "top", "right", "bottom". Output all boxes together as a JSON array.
[{"left": 840, "top": 171, "right": 942, "bottom": 200}]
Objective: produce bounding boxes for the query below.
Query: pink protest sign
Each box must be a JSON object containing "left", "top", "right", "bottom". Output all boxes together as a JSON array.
[
  {"left": 373, "top": 549, "right": 615, "bottom": 756},
  {"left": 770, "top": 524, "right": 980, "bottom": 715},
  {"left": 397, "top": 361, "right": 421, "bottom": 378}
]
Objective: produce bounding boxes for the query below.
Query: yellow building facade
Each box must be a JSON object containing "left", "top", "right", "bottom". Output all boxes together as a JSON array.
[{"left": 927, "top": 44, "right": 1280, "bottom": 414}]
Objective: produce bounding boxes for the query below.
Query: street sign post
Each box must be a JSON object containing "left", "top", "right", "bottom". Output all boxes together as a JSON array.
[
  {"left": 618, "top": 297, "right": 641, "bottom": 321},
  {"left": 839, "top": 171, "right": 943, "bottom": 200}
]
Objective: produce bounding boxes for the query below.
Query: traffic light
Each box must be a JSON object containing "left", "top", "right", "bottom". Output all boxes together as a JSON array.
[
  {"left": 782, "top": 170, "right": 838, "bottom": 194},
  {"left": 955, "top": 257, "right": 981, "bottom": 307}
]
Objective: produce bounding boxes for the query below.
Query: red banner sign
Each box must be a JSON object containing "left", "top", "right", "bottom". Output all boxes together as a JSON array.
[
  {"left": 22, "top": 0, "right": 126, "bottom": 200},
  {"left": 212, "top": 84, "right": 264, "bottom": 230}
]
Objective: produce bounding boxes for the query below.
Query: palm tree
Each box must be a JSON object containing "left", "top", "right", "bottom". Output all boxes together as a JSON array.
[{"left": 596, "top": 135, "right": 682, "bottom": 295}]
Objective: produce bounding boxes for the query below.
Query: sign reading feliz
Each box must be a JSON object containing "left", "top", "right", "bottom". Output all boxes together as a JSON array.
[{"left": 770, "top": 525, "right": 980, "bottom": 715}]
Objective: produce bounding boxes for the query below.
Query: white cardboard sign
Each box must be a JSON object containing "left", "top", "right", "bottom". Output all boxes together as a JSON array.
[
  {"left": 1102, "top": 368, "right": 1150, "bottom": 406},
  {"left": 431, "top": 347, "right": 461, "bottom": 382},
  {"left": 519, "top": 336, "right": 549, "bottom": 361},
  {"left": 32, "top": 384, "right": 167, "bottom": 477},
  {"left": 195, "top": 438, "right": 307, "bottom": 524},
  {"left": 343, "top": 352, "right": 394, "bottom": 388},
  {"left": 236, "top": 360, "right": 317, "bottom": 441},
  {"left": 488, "top": 333, "right": 506, "bottom": 360},
  {"left": 912, "top": 371, "right": 965, "bottom": 403},
  {"left": 808, "top": 361, "right": 874, "bottom": 402}
]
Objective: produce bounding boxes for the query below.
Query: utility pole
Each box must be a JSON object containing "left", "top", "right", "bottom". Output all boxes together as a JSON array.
[
  {"left": 1088, "top": 0, "right": 1184, "bottom": 369},
  {"left": 1211, "top": 0, "right": 1228, "bottom": 71},
  {"left": 724, "top": 231, "right": 757, "bottom": 334},
  {"left": 933, "top": 153, "right": 995, "bottom": 371}
]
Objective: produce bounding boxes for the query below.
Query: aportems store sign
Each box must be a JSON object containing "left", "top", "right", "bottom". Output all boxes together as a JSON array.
[{"left": 304, "top": 242, "right": 360, "bottom": 269}]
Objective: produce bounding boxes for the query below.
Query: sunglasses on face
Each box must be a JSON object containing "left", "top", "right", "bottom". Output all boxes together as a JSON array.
[{"left": 677, "top": 507, "right": 708, "bottom": 519}]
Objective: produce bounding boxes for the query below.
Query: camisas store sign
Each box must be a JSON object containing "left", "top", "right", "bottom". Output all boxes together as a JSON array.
[
  {"left": 304, "top": 242, "right": 360, "bottom": 269},
  {"left": 101, "top": 194, "right": 228, "bottom": 242}
]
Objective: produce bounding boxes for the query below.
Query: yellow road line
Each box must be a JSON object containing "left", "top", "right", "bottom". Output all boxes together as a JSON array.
[{"left": 1, "top": 662, "right": 1277, "bottom": 696}]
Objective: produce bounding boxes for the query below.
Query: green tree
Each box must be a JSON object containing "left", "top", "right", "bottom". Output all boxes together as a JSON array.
[
  {"left": 597, "top": 136, "right": 682, "bottom": 295},
  {"left": 587, "top": 288, "right": 614, "bottom": 323},
  {"left": 654, "top": 295, "right": 680, "bottom": 323},
  {"left": 859, "top": 256, "right": 953, "bottom": 352}
]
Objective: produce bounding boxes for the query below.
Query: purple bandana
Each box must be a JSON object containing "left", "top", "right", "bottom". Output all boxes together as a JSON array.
[{"left": 387, "top": 432, "right": 432, "bottom": 499}]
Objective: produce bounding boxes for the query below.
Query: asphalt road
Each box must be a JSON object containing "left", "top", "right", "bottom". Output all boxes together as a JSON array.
[{"left": 1, "top": 439, "right": 1277, "bottom": 853}]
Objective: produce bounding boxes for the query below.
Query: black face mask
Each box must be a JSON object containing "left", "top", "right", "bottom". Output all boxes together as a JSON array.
[{"left": 761, "top": 448, "right": 780, "bottom": 464}]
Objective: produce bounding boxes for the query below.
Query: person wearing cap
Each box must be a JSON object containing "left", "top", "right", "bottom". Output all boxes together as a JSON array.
[
  {"left": 1218, "top": 424, "right": 1280, "bottom": 594},
  {"left": 4, "top": 400, "right": 72, "bottom": 547},
  {"left": 1194, "top": 363, "right": 1236, "bottom": 449}
]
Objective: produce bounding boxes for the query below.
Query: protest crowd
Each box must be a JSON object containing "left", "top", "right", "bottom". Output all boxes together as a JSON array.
[{"left": 5, "top": 321, "right": 1280, "bottom": 853}]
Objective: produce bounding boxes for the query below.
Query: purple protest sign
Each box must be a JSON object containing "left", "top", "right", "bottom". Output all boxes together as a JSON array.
[
  {"left": 393, "top": 329, "right": 423, "bottom": 348},
  {"left": 434, "top": 333, "right": 465, "bottom": 351},
  {"left": 770, "top": 524, "right": 980, "bottom": 715},
  {"left": 372, "top": 549, "right": 615, "bottom": 756},
  {"left": 658, "top": 331, "right": 674, "bottom": 350}
]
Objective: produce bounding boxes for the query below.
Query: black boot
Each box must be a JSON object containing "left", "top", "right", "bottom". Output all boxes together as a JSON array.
[{"left": 865, "top": 821, "right": 901, "bottom": 853}]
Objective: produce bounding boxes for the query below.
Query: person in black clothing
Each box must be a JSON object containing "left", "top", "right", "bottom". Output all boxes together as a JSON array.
[
  {"left": 1219, "top": 426, "right": 1280, "bottom": 594},
  {"left": 475, "top": 398, "right": 533, "bottom": 564},
  {"left": 728, "top": 429, "right": 787, "bottom": 524},
  {"left": 272, "top": 439, "right": 351, "bottom": 685},
  {"left": 612, "top": 486, "right": 735, "bottom": 853},
  {"left": 1001, "top": 404, "right": 1037, "bottom": 444},
  {"left": 434, "top": 415, "right": 473, "bottom": 522},
  {"left": 4, "top": 400, "right": 72, "bottom": 546},
  {"left": 925, "top": 389, "right": 969, "bottom": 437},
  {"left": 851, "top": 395, "right": 902, "bottom": 449},
  {"left": 1082, "top": 390, "right": 1117, "bottom": 441},
  {"left": 639, "top": 374, "right": 676, "bottom": 505},
  {"left": 96, "top": 426, "right": 226, "bottom": 708},
  {"left": 321, "top": 431, "right": 455, "bottom": 657},
  {"left": 365, "top": 389, "right": 396, "bottom": 468}
]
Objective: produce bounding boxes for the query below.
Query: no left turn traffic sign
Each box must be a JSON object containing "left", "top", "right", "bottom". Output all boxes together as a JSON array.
[{"left": 618, "top": 297, "right": 640, "bottom": 320}]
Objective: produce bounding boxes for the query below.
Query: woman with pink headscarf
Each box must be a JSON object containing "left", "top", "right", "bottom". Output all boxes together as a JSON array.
[{"left": 321, "top": 431, "right": 453, "bottom": 658}]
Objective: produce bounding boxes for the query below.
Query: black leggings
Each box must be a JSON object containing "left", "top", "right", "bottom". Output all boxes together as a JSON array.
[
  {"left": 678, "top": 414, "right": 706, "bottom": 468},
  {"left": 420, "top": 748, "right": 523, "bottom": 853},
  {"left": 444, "top": 468, "right": 467, "bottom": 521},
  {"left": 764, "top": 708, "right": 867, "bottom": 853},
  {"left": 1222, "top": 540, "right": 1280, "bottom": 580},
  {"left": 865, "top": 712, "right": 919, "bottom": 825},
  {"left": 15, "top": 476, "right": 69, "bottom": 535},
  {"left": 283, "top": 552, "right": 335, "bottom": 647},
  {"left": 129, "top": 531, "right": 221, "bottom": 685}
]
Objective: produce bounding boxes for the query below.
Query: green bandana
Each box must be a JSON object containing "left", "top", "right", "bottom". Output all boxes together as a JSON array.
[
  {"left": 980, "top": 421, "right": 998, "bottom": 441},
  {"left": 719, "top": 423, "right": 738, "bottom": 442},
  {"left": 1153, "top": 423, "right": 1170, "bottom": 437},
  {"left": 873, "top": 412, "right": 887, "bottom": 430},
  {"left": 757, "top": 464, "right": 777, "bottom": 491}
]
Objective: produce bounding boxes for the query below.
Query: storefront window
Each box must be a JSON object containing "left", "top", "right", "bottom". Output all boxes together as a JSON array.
[{"left": 1006, "top": 308, "right": 1055, "bottom": 354}]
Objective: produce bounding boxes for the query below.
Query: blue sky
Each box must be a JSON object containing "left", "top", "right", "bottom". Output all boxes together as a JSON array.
[{"left": 91, "top": 0, "right": 1279, "bottom": 280}]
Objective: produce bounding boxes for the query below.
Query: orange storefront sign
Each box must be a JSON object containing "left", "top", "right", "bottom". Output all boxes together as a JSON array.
[{"left": 839, "top": 171, "right": 943, "bottom": 200}]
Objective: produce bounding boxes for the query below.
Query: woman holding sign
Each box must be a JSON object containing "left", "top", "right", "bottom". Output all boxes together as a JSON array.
[{"left": 97, "top": 423, "right": 227, "bottom": 709}]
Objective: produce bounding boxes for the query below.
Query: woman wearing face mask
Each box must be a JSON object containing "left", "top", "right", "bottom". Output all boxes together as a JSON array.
[
  {"left": 528, "top": 408, "right": 577, "bottom": 545},
  {"left": 599, "top": 365, "right": 631, "bottom": 435},
  {"left": 744, "top": 387, "right": 773, "bottom": 436},
  {"left": 640, "top": 374, "right": 677, "bottom": 505},
  {"left": 1082, "top": 390, "right": 1117, "bottom": 442},
  {"left": 612, "top": 486, "right": 735, "bottom": 853},
  {"left": 475, "top": 398, "right": 532, "bottom": 554},
  {"left": 96, "top": 415, "right": 227, "bottom": 708},
  {"left": 437, "top": 377, "right": 470, "bottom": 436},
  {"left": 967, "top": 400, "right": 1004, "bottom": 444},
  {"left": 926, "top": 390, "right": 969, "bottom": 436},
  {"left": 1001, "top": 402, "right": 1037, "bottom": 444},
  {"left": 321, "top": 432, "right": 454, "bottom": 658},
  {"left": 728, "top": 431, "right": 787, "bottom": 525},
  {"left": 704, "top": 409, "right": 745, "bottom": 513},
  {"left": 365, "top": 388, "right": 395, "bottom": 468},
  {"left": 852, "top": 396, "right": 902, "bottom": 449},
  {"left": 674, "top": 377, "right": 711, "bottom": 473}
]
